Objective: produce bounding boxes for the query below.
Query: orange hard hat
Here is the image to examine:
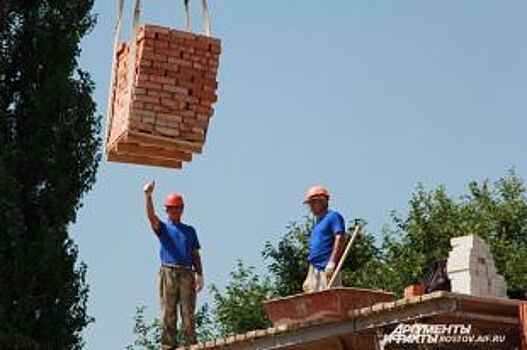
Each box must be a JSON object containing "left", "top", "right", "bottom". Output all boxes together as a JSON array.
[
  {"left": 303, "top": 186, "right": 330, "bottom": 203},
  {"left": 164, "top": 193, "right": 184, "bottom": 207}
]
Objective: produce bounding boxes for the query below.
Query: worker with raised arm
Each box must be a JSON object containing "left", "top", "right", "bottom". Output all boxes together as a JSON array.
[
  {"left": 143, "top": 181, "right": 204, "bottom": 349},
  {"left": 302, "top": 186, "right": 346, "bottom": 293}
]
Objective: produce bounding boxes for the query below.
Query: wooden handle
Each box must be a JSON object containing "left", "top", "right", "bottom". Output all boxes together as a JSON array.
[{"left": 327, "top": 224, "right": 362, "bottom": 289}]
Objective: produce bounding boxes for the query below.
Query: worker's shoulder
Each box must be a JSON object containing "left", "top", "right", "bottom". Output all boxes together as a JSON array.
[
  {"left": 179, "top": 222, "right": 198, "bottom": 234},
  {"left": 327, "top": 209, "right": 344, "bottom": 220},
  {"left": 161, "top": 220, "right": 197, "bottom": 233}
]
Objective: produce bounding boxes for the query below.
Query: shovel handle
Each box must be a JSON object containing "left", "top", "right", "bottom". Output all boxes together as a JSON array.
[{"left": 327, "top": 224, "right": 362, "bottom": 289}]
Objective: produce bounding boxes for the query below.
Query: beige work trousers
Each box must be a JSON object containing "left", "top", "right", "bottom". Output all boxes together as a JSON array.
[{"left": 302, "top": 264, "right": 342, "bottom": 293}]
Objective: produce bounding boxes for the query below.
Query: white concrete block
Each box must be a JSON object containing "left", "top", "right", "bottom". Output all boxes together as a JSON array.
[
  {"left": 446, "top": 234, "right": 508, "bottom": 298},
  {"left": 450, "top": 234, "right": 487, "bottom": 250},
  {"left": 449, "top": 273, "right": 489, "bottom": 295}
]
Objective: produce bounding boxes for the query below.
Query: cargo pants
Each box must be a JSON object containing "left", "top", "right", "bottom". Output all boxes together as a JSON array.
[{"left": 159, "top": 265, "right": 197, "bottom": 349}]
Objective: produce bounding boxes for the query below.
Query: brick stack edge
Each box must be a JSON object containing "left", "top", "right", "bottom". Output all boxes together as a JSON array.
[{"left": 107, "top": 24, "right": 221, "bottom": 168}]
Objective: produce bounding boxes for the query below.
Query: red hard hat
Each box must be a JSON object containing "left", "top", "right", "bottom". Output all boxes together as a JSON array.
[
  {"left": 164, "top": 193, "right": 184, "bottom": 207},
  {"left": 303, "top": 186, "right": 330, "bottom": 203}
]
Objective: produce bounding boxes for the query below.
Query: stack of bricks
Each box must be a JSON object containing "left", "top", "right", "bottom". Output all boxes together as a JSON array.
[
  {"left": 446, "top": 234, "right": 508, "bottom": 298},
  {"left": 106, "top": 24, "right": 221, "bottom": 169}
]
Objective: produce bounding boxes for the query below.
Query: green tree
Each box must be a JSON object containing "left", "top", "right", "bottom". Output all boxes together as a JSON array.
[
  {"left": 0, "top": 1, "right": 100, "bottom": 349},
  {"left": 262, "top": 220, "right": 311, "bottom": 297},
  {"left": 125, "top": 306, "right": 161, "bottom": 350},
  {"left": 209, "top": 261, "right": 274, "bottom": 337}
]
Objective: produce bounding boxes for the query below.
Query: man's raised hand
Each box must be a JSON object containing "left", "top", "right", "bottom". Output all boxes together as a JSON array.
[{"left": 143, "top": 181, "right": 155, "bottom": 196}]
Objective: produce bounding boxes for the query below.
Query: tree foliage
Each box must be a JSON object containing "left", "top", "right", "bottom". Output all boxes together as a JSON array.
[
  {"left": 0, "top": 1, "right": 100, "bottom": 348},
  {"left": 209, "top": 261, "right": 273, "bottom": 337}
]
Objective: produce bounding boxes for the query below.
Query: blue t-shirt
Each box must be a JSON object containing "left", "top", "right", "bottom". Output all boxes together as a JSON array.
[
  {"left": 308, "top": 210, "right": 345, "bottom": 270},
  {"left": 155, "top": 220, "right": 200, "bottom": 267}
]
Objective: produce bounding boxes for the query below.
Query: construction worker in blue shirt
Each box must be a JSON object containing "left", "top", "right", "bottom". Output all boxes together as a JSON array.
[
  {"left": 302, "top": 186, "right": 346, "bottom": 293},
  {"left": 143, "top": 181, "right": 204, "bottom": 350}
]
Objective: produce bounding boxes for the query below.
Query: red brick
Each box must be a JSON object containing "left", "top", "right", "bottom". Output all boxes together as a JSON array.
[
  {"left": 157, "top": 112, "right": 183, "bottom": 123},
  {"left": 179, "top": 94, "right": 198, "bottom": 105},
  {"left": 183, "top": 118, "right": 209, "bottom": 129},
  {"left": 142, "top": 103, "right": 156, "bottom": 111},
  {"left": 135, "top": 73, "right": 150, "bottom": 83},
  {"left": 207, "top": 37, "right": 221, "bottom": 48},
  {"left": 148, "top": 75, "right": 173, "bottom": 85},
  {"left": 167, "top": 47, "right": 184, "bottom": 58},
  {"left": 169, "top": 36, "right": 185, "bottom": 45},
  {"left": 129, "top": 119, "right": 155, "bottom": 133},
  {"left": 153, "top": 61, "right": 177, "bottom": 71},
  {"left": 139, "top": 51, "right": 158, "bottom": 62},
  {"left": 194, "top": 49, "right": 210, "bottom": 58},
  {"left": 178, "top": 110, "right": 196, "bottom": 119},
  {"left": 210, "top": 43, "right": 221, "bottom": 55},
  {"left": 151, "top": 105, "right": 171, "bottom": 113},
  {"left": 129, "top": 107, "right": 154, "bottom": 118},
  {"left": 161, "top": 97, "right": 184, "bottom": 109},
  {"left": 156, "top": 116, "right": 181, "bottom": 128},
  {"left": 178, "top": 79, "right": 200, "bottom": 91},
  {"left": 403, "top": 284, "right": 425, "bottom": 298},
  {"left": 170, "top": 29, "right": 196, "bottom": 40},
  {"left": 130, "top": 101, "right": 144, "bottom": 110},
  {"left": 190, "top": 104, "right": 214, "bottom": 116},
  {"left": 202, "top": 84, "right": 216, "bottom": 93},
  {"left": 137, "top": 81, "right": 163, "bottom": 91},
  {"left": 137, "top": 66, "right": 163, "bottom": 76},
  {"left": 144, "top": 24, "right": 171, "bottom": 35},
  {"left": 207, "top": 59, "right": 219, "bottom": 69},
  {"left": 137, "top": 46, "right": 154, "bottom": 59},
  {"left": 161, "top": 69, "right": 176, "bottom": 79},
  {"left": 195, "top": 113, "right": 210, "bottom": 122},
  {"left": 163, "top": 84, "right": 188, "bottom": 95},
  {"left": 167, "top": 56, "right": 192, "bottom": 67},
  {"left": 142, "top": 115, "right": 156, "bottom": 124},
  {"left": 178, "top": 70, "right": 197, "bottom": 83},
  {"left": 204, "top": 72, "right": 217, "bottom": 81},
  {"left": 180, "top": 132, "right": 205, "bottom": 142},
  {"left": 155, "top": 125, "right": 180, "bottom": 137},
  {"left": 137, "top": 59, "right": 153, "bottom": 69},
  {"left": 135, "top": 94, "right": 160, "bottom": 104}
]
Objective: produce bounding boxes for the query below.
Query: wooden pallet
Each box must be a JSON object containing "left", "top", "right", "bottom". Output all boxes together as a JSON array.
[{"left": 107, "top": 130, "right": 201, "bottom": 169}]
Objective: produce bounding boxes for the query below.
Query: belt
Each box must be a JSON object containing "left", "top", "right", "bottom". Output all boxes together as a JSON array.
[{"left": 162, "top": 264, "right": 192, "bottom": 270}]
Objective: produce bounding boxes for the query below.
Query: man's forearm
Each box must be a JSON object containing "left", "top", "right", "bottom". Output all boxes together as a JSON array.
[
  {"left": 193, "top": 251, "right": 203, "bottom": 275},
  {"left": 145, "top": 194, "right": 155, "bottom": 219},
  {"left": 328, "top": 234, "right": 345, "bottom": 267},
  {"left": 145, "top": 194, "right": 159, "bottom": 230}
]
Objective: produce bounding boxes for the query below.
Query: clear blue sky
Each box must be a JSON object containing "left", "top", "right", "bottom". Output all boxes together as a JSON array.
[{"left": 72, "top": 1, "right": 527, "bottom": 348}]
